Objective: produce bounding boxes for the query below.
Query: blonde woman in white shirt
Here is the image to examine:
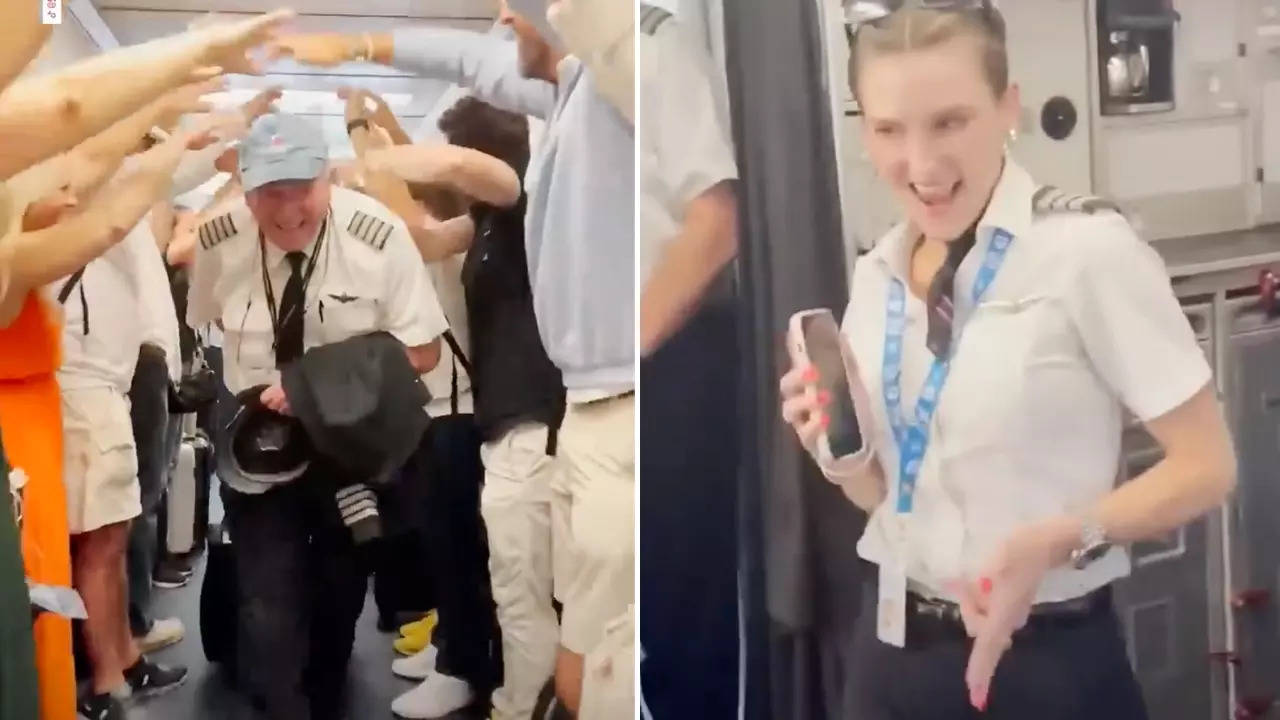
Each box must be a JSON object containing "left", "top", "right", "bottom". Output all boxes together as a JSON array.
[{"left": 778, "top": 2, "right": 1235, "bottom": 718}]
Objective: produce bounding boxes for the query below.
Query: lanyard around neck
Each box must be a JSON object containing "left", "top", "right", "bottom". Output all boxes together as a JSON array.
[
  {"left": 259, "top": 212, "right": 329, "bottom": 352},
  {"left": 882, "top": 228, "right": 1013, "bottom": 514}
]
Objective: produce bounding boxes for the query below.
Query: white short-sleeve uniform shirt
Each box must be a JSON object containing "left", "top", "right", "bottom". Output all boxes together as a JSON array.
[
  {"left": 844, "top": 159, "right": 1211, "bottom": 603},
  {"left": 187, "top": 185, "right": 449, "bottom": 398},
  {"left": 638, "top": 5, "right": 738, "bottom": 287}
]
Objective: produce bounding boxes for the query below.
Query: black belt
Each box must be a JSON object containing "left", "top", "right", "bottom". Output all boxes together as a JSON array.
[{"left": 904, "top": 585, "right": 1113, "bottom": 646}]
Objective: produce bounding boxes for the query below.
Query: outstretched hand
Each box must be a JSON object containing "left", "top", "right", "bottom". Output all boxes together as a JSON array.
[
  {"left": 197, "top": 8, "right": 297, "bottom": 76},
  {"left": 956, "top": 517, "right": 1079, "bottom": 712}
]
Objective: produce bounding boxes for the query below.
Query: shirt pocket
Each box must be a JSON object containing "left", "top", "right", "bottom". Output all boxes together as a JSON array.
[
  {"left": 942, "top": 294, "right": 1058, "bottom": 452},
  {"left": 85, "top": 393, "right": 138, "bottom": 488},
  {"left": 318, "top": 290, "right": 379, "bottom": 344}
]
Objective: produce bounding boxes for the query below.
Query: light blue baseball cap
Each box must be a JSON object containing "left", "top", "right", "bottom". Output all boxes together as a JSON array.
[{"left": 238, "top": 113, "right": 328, "bottom": 192}]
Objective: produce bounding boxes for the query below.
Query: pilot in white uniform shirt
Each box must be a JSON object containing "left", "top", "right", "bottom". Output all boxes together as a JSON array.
[
  {"left": 637, "top": 7, "right": 741, "bottom": 720},
  {"left": 831, "top": 158, "right": 1211, "bottom": 603},
  {"left": 639, "top": 3, "right": 737, "bottom": 289},
  {"left": 187, "top": 140, "right": 447, "bottom": 495}
]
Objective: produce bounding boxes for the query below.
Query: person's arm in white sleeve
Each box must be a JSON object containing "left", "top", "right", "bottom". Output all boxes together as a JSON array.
[
  {"left": 184, "top": 220, "right": 223, "bottom": 329},
  {"left": 639, "top": 31, "right": 740, "bottom": 356},
  {"left": 128, "top": 218, "right": 182, "bottom": 379},
  {"left": 1059, "top": 215, "right": 1235, "bottom": 548},
  {"left": 376, "top": 217, "right": 447, "bottom": 373},
  {"left": 271, "top": 29, "right": 557, "bottom": 120}
]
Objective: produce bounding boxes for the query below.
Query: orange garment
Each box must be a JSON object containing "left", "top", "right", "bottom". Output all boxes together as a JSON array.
[{"left": 0, "top": 291, "right": 76, "bottom": 720}]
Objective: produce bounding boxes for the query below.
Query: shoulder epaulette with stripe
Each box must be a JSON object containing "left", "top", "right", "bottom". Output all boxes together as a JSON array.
[
  {"left": 347, "top": 210, "right": 393, "bottom": 251},
  {"left": 1031, "top": 185, "right": 1121, "bottom": 217},
  {"left": 197, "top": 213, "right": 238, "bottom": 250},
  {"left": 640, "top": 4, "right": 673, "bottom": 35}
]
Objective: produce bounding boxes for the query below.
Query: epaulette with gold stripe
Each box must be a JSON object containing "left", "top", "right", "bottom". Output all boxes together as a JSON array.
[
  {"left": 1032, "top": 185, "right": 1121, "bottom": 216},
  {"left": 197, "top": 213, "right": 238, "bottom": 250},
  {"left": 347, "top": 210, "right": 393, "bottom": 251}
]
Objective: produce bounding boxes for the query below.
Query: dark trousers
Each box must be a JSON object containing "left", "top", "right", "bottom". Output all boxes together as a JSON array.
[
  {"left": 850, "top": 581, "right": 1149, "bottom": 720},
  {"left": 413, "top": 413, "right": 501, "bottom": 697},
  {"left": 222, "top": 479, "right": 370, "bottom": 720},
  {"left": 127, "top": 345, "right": 171, "bottom": 636},
  {"left": 198, "top": 346, "right": 225, "bottom": 447},
  {"left": 640, "top": 301, "right": 740, "bottom": 720}
]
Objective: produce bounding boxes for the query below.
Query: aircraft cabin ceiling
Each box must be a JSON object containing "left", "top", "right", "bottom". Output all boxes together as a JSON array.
[{"left": 91, "top": 0, "right": 498, "bottom": 160}]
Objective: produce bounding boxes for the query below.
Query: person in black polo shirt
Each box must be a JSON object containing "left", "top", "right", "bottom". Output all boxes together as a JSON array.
[
  {"left": 446, "top": 97, "right": 567, "bottom": 720},
  {"left": 350, "top": 93, "right": 566, "bottom": 720}
]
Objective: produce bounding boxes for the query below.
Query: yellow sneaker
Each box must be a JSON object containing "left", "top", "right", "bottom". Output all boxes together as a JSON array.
[
  {"left": 398, "top": 610, "right": 438, "bottom": 639},
  {"left": 394, "top": 610, "right": 438, "bottom": 656}
]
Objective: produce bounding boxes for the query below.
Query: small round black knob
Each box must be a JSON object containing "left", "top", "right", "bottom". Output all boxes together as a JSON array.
[{"left": 1041, "top": 96, "right": 1077, "bottom": 141}]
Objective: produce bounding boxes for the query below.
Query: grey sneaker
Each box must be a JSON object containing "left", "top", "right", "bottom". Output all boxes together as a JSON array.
[
  {"left": 76, "top": 693, "right": 125, "bottom": 720},
  {"left": 123, "top": 656, "right": 189, "bottom": 700}
]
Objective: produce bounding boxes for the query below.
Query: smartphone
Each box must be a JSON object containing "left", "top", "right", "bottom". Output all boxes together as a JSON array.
[{"left": 788, "top": 309, "right": 864, "bottom": 459}]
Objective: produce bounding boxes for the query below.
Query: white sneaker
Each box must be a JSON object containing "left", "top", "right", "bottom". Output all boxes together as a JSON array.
[
  {"left": 391, "top": 643, "right": 438, "bottom": 680},
  {"left": 137, "top": 617, "right": 185, "bottom": 654},
  {"left": 391, "top": 672, "right": 474, "bottom": 719}
]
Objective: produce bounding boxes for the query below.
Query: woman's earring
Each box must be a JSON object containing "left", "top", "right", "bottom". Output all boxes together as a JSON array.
[{"left": 1004, "top": 127, "right": 1018, "bottom": 152}]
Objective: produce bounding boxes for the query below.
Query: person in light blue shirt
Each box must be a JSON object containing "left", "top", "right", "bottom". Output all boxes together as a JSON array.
[{"left": 274, "top": 4, "right": 636, "bottom": 715}]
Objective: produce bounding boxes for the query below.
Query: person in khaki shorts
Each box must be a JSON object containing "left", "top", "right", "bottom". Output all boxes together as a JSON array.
[
  {"left": 45, "top": 182, "right": 192, "bottom": 720},
  {"left": 62, "top": 389, "right": 142, "bottom": 540}
]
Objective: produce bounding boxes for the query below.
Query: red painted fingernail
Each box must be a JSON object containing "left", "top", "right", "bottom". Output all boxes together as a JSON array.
[
  {"left": 980, "top": 577, "right": 993, "bottom": 594},
  {"left": 817, "top": 390, "right": 831, "bottom": 405},
  {"left": 803, "top": 366, "right": 819, "bottom": 382},
  {"left": 973, "top": 686, "right": 989, "bottom": 712},
  {"left": 821, "top": 414, "right": 831, "bottom": 428}
]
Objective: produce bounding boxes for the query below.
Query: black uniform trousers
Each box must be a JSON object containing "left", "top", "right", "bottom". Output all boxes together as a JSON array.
[
  {"left": 411, "top": 413, "right": 502, "bottom": 700},
  {"left": 222, "top": 476, "right": 370, "bottom": 720},
  {"left": 640, "top": 299, "right": 740, "bottom": 720},
  {"left": 850, "top": 579, "right": 1149, "bottom": 720}
]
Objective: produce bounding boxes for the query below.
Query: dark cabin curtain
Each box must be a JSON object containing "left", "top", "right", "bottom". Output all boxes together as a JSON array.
[{"left": 722, "top": 1, "right": 873, "bottom": 718}]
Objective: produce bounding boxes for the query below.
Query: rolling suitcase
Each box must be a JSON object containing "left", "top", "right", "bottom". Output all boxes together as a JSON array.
[{"left": 165, "top": 429, "right": 211, "bottom": 556}]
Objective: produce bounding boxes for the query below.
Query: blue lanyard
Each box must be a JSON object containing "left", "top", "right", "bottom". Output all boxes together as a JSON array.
[{"left": 883, "top": 228, "right": 1013, "bottom": 514}]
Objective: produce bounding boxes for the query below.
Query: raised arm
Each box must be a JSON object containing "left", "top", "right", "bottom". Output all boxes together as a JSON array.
[
  {"left": 0, "top": 128, "right": 215, "bottom": 324},
  {"left": 0, "top": 0, "right": 53, "bottom": 93},
  {"left": 363, "top": 144, "right": 520, "bottom": 208},
  {"left": 349, "top": 125, "right": 473, "bottom": 262},
  {"left": 272, "top": 28, "right": 556, "bottom": 120},
  {"left": 0, "top": 9, "right": 293, "bottom": 179}
]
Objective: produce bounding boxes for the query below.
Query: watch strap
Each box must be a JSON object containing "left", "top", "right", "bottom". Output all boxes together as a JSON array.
[{"left": 346, "top": 118, "right": 370, "bottom": 135}]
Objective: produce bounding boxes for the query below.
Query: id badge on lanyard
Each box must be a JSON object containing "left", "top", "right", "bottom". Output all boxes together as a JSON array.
[{"left": 875, "top": 228, "right": 1013, "bottom": 647}]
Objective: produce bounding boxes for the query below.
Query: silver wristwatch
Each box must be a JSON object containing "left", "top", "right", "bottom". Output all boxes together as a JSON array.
[{"left": 1069, "top": 516, "right": 1111, "bottom": 570}]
